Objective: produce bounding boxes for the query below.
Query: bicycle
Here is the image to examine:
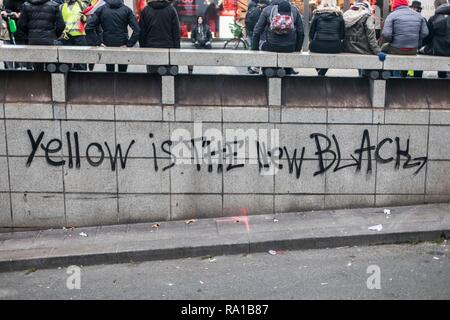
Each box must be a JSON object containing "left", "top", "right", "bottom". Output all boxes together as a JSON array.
[{"left": 223, "top": 22, "right": 249, "bottom": 50}]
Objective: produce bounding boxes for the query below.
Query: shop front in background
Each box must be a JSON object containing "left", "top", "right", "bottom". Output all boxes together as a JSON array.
[{"left": 132, "top": 0, "right": 398, "bottom": 40}]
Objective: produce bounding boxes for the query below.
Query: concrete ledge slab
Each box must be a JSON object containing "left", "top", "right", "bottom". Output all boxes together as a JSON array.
[
  {"left": 278, "top": 52, "right": 382, "bottom": 69},
  {"left": 0, "top": 45, "right": 58, "bottom": 63},
  {"left": 170, "top": 49, "right": 278, "bottom": 67},
  {"left": 384, "top": 54, "right": 450, "bottom": 71},
  {"left": 58, "top": 47, "right": 170, "bottom": 65}
]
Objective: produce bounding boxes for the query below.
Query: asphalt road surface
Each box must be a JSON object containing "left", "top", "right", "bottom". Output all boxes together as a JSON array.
[{"left": 0, "top": 242, "right": 448, "bottom": 300}]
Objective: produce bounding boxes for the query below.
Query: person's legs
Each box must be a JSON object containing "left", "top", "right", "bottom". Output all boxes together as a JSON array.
[
  {"left": 106, "top": 64, "right": 115, "bottom": 72},
  {"left": 381, "top": 44, "right": 416, "bottom": 77},
  {"left": 33, "top": 63, "right": 45, "bottom": 72},
  {"left": 317, "top": 68, "right": 328, "bottom": 76},
  {"left": 3, "top": 40, "right": 14, "bottom": 69},
  {"left": 63, "top": 36, "right": 87, "bottom": 71},
  {"left": 72, "top": 36, "right": 88, "bottom": 70},
  {"left": 118, "top": 64, "right": 128, "bottom": 72}
]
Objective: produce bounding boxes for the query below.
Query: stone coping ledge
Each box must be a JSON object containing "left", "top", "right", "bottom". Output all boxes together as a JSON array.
[{"left": 0, "top": 45, "right": 449, "bottom": 71}]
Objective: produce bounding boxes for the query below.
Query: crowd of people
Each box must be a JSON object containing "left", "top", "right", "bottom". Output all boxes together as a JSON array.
[
  {"left": 247, "top": 0, "right": 449, "bottom": 77},
  {"left": 0, "top": 0, "right": 449, "bottom": 77}
]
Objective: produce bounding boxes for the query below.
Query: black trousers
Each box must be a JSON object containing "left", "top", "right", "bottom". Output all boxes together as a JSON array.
[
  {"left": 260, "top": 42, "right": 297, "bottom": 75},
  {"left": 194, "top": 40, "right": 212, "bottom": 49},
  {"left": 261, "top": 41, "right": 296, "bottom": 53},
  {"left": 3, "top": 40, "right": 32, "bottom": 70},
  {"left": 62, "top": 36, "right": 88, "bottom": 71},
  {"left": 106, "top": 64, "right": 128, "bottom": 72}
]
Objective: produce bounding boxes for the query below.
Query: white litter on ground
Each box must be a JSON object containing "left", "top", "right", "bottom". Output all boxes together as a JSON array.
[
  {"left": 368, "top": 224, "right": 383, "bottom": 232},
  {"left": 384, "top": 209, "right": 391, "bottom": 215},
  {"left": 79, "top": 232, "right": 88, "bottom": 237},
  {"left": 268, "top": 250, "right": 277, "bottom": 255}
]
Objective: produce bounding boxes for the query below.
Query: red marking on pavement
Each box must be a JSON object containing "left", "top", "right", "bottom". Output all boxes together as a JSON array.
[{"left": 216, "top": 208, "right": 250, "bottom": 232}]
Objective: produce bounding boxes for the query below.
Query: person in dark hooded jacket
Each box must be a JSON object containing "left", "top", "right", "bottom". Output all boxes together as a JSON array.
[
  {"left": 17, "top": 0, "right": 65, "bottom": 71},
  {"left": 86, "top": 0, "right": 140, "bottom": 72},
  {"left": 139, "top": 0, "right": 180, "bottom": 74},
  {"left": 309, "top": 0, "right": 345, "bottom": 54},
  {"left": 309, "top": 0, "right": 345, "bottom": 76},
  {"left": 17, "top": 0, "right": 65, "bottom": 45},
  {"left": 252, "top": 0, "right": 304, "bottom": 53},
  {"left": 421, "top": 0, "right": 450, "bottom": 78},
  {"left": 139, "top": 0, "right": 180, "bottom": 49}
]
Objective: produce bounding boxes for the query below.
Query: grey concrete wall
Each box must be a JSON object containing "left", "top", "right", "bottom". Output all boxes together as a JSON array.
[{"left": 0, "top": 72, "right": 449, "bottom": 228}]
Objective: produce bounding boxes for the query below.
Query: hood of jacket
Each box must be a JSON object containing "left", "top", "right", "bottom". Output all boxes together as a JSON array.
[
  {"left": 343, "top": 7, "right": 370, "bottom": 28},
  {"left": 270, "top": 0, "right": 286, "bottom": 6},
  {"left": 148, "top": 0, "right": 170, "bottom": 9},
  {"left": 105, "top": 0, "right": 123, "bottom": 9},
  {"left": 314, "top": 5, "right": 343, "bottom": 17},
  {"left": 435, "top": 3, "right": 450, "bottom": 14},
  {"left": 27, "top": 0, "right": 49, "bottom": 5}
]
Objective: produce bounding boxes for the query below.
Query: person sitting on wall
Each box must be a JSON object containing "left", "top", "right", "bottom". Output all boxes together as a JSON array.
[
  {"left": 191, "top": 15, "right": 212, "bottom": 49},
  {"left": 245, "top": 0, "right": 269, "bottom": 74},
  {"left": 343, "top": 0, "right": 380, "bottom": 55},
  {"left": 343, "top": 0, "right": 380, "bottom": 77},
  {"left": 420, "top": 0, "right": 450, "bottom": 78},
  {"left": 309, "top": 0, "right": 345, "bottom": 76},
  {"left": 381, "top": 0, "right": 429, "bottom": 55},
  {"left": 251, "top": 0, "right": 304, "bottom": 75}
]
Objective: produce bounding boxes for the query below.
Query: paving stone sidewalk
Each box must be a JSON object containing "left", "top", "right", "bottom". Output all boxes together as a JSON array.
[{"left": 0, "top": 203, "right": 449, "bottom": 272}]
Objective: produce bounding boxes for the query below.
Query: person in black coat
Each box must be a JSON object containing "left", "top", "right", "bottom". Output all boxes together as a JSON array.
[
  {"left": 86, "top": 0, "right": 140, "bottom": 72},
  {"left": 191, "top": 16, "right": 211, "bottom": 49},
  {"left": 309, "top": 0, "right": 345, "bottom": 76},
  {"left": 1, "top": 0, "right": 29, "bottom": 69},
  {"left": 17, "top": 0, "right": 64, "bottom": 45},
  {"left": 421, "top": 0, "right": 450, "bottom": 78},
  {"left": 139, "top": 0, "right": 180, "bottom": 49},
  {"left": 139, "top": 0, "right": 180, "bottom": 74},
  {"left": 17, "top": 0, "right": 65, "bottom": 71}
]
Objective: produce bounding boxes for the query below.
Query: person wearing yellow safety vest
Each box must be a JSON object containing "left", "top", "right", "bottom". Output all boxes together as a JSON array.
[{"left": 60, "top": 0, "right": 88, "bottom": 70}]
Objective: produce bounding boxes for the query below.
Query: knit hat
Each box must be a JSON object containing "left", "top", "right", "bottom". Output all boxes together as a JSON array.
[
  {"left": 410, "top": 0, "right": 423, "bottom": 9},
  {"left": 278, "top": 0, "right": 291, "bottom": 13},
  {"left": 392, "top": 0, "right": 409, "bottom": 10}
]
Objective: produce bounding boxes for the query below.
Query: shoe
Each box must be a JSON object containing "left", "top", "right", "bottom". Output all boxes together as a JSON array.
[{"left": 248, "top": 67, "right": 259, "bottom": 74}]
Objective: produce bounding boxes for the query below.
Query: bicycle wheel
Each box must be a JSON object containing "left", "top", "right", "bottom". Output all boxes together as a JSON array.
[{"left": 223, "top": 39, "right": 238, "bottom": 49}]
